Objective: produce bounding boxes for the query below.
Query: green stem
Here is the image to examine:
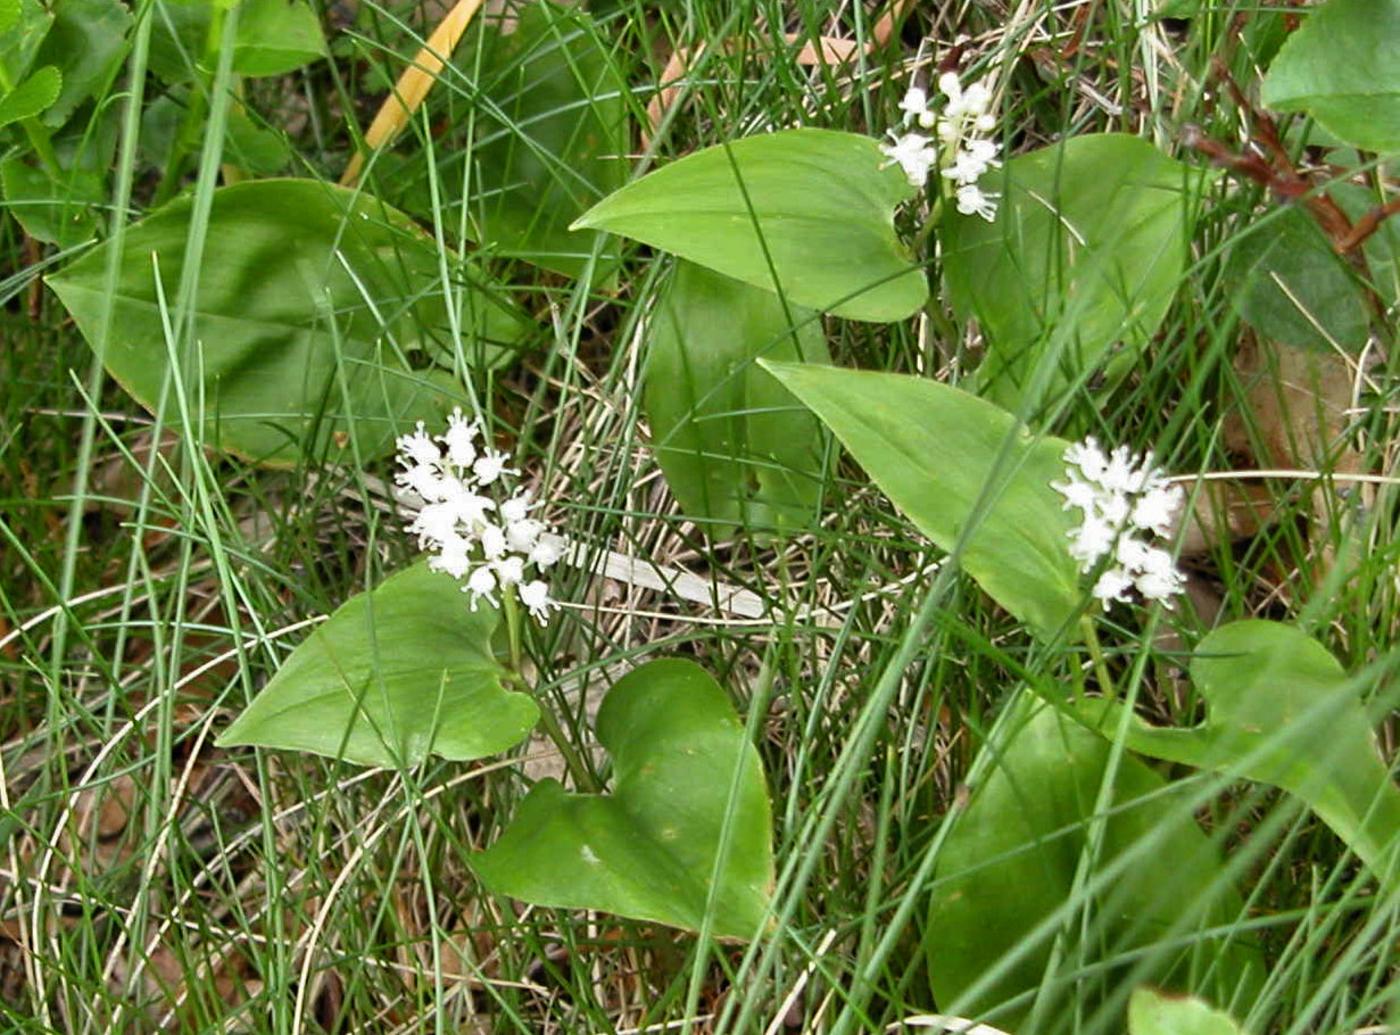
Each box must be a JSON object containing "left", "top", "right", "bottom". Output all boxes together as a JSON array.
[
  {"left": 1079, "top": 615, "right": 1116, "bottom": 699},
  {"left": 154, "top": 6, "right": 231, "bottom": 204},
  {"left": 502, "top": 587, "right": 598, "bottom": 793},
  {"left": 914, "top": 195, "right": 944, "bottom": 250}
]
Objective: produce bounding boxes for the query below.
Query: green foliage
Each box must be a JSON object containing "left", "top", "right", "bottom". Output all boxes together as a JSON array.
[
  {"left": 454, "top": 2, "right": 627, "bottom": 277},
  {"left": 216, "top": 563, "right": 539, "bottom": 767},
  {"left": 1129, "top": 987, "right": 1250, "bottom": 1035},
  {"left": 474, "top": 659, "right": 774, "bottom": 940},
  {"left": 943, "top": 134, "right": 1197, "bottom": 410},
  {"left": 0, "top": 0, "right": 53, "bottom": 80},
  {"left": 148, "top": 0, "right": 325, "bottom": 82},
  {"left": 646, "top": 261, "right": 831, "bottom": 537},
  {"left": 574, "top": 128, "right": 928, "bottom": 322},
  {"left": 0, "top": 152, "right": 102, "bottom": 245},
  {"left": 1261, "top": 0, "right": 1400, "bottom": 155},
  {"left": 1224, "top": 203, "right": 1369, "bottom": 351},
  {"left": 232, "top": 0, "right": 326, "bottom": 77},
  {"left": 926, "top": 701, "right": 1264, "bottom": 1029},
  {"left": 763, "top": 361, "right": 1080, "bottom": 640},
  {"left": 30, "top": 0, "right": 131, "bottom": 127},
  {"left": 47, "top": 179, "right": 526, "bottom": 465},
  {"left": 1069, "top": 621, "right": 1400, "bottom": 885},
  {"left": 0, "top": 63, "right": 58, "bottom": 129}
]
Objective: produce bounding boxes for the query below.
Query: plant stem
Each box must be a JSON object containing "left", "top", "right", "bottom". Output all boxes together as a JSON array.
[
  {"left": 1079, "top": 614, "right": 1116, "bottom": 698},
  {"left": 502, "top": 587, "right": 598, "bottom": 793}
]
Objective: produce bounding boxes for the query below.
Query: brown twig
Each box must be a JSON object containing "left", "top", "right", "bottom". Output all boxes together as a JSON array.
[{"left": 1336, "top": 196, "right": 1400, "bottom": 255}]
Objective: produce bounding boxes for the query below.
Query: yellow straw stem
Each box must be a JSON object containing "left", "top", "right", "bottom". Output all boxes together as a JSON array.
[{"left": 340, "top": 0, "right": 486, "bottom": 187}]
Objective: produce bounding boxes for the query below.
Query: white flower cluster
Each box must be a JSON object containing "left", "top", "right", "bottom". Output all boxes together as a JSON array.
[
  {"left": 879, "top": 71, "right": 1002, "bottom": 221},
  {"left": 1052, "top": 437, "right": 1187, "bottom": 609},
  {"left": 395, "top": 409, "right": 561, "bottom": 622}
]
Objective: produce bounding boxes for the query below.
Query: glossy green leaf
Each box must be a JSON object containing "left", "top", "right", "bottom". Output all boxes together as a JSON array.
[
  {"left": 1261, "top": 0, "right": 1400, "bottom": 154},
  {"left": 48, "top": 179, "right": 526, "bottom": 466},
  {"left": 1068, "top": 620, "right": 1400, "bottom": 886},
  {"left": 475, "top": 659, "right": 774, "bottom": 940},
  {"left": 233, "top": 0, "right": 325, "bottom": 77},
  {"left": 217, "top": 563, "right": 538, "bottom": 767},
  {"left": 574, "top": 129, "right": 927, "bottom": 322},
  {"left": 0, "top": 0, "right": 17, "bottom": 35},
  {"left": 1224, "top": 203, "right": 1369, "bottom": 352},
  {"left": 647, "top": 262, "right": 831, "bottom": 537},
  {"left": 927, "top": 701, "right": 1264, "bottom": 1029},
  {"left": 763, "top": 361, "right": 1079, "bottom": 640},
  {"left": 1129, "top": 987, "right": 1249, "bottom": 1035},
  {"left": 0, "top": 154, "right": 103, "bottom": 247},
  {"left": 381, "top": 3, "right": 627, "bottom": 278},
  {"left": 0, "top": 64, "right": 59, "bottom": 129},
  {"left": 31, "top": 0, "right": 131, "bottom": 127},
  {"left": 943, "top": 134, "right": 1197, "bottom": 410}
]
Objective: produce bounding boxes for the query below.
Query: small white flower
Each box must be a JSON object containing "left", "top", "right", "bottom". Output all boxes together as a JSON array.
[
  {"left": 1051, "top": 474, "right": 1098, "bottom": 512},
  {"left": 410, "top": 500, "right": 461, "bottom": 548},
  {"left": 880, "top": 130, "right": 938, "bottom": 188},
  {"left": 473, "top": 448, "right": 516, "bottom": 485},
  {"left": 492, "top": 555, "right": 525, "bottom": 586},
  {"left": 396, "top": 422, "right": 440, "bottom": 468},
  {"left": 518, "top": 579, "right": 556, "bottom": 623},
  {"left": 955, "top": 184, "right": 999, "bottom": 221},
  {"left": 506, "top": 517, "right": 544, "bottom": 553},
  {"left": 1092, "top": 568, "right": 1134, "bottom": 605},
  {"left": 464, "top": 566, "right": 498, "bottom": 610},
  {"left": 1069, "top": 514, "right": 1117, "bottom": 572},
  {"left": 1136, "top": 554, "right": 1181, "bottom": 602},
  {"left": 500, "top": 491, "right": 534, "bottom": 525},
  {"left": 1064, "top": 437, "right": 1107, "bottom": 482},
  {"left": 529, "top": 538, "right": 563, "bottom": 569},
  {"left": 1131, "top": 484, "right": 1183, "bottom": 537},
  {"left": 937, "top": 71, "right": 964, "bottom": 107},
  {"left": 441, "top": 407, "right": 479, "bottom": 468},
  {"left": 1101, "top": 445, "right": 1148, "bottom": 494},
  {"left": 428, "top": 533, "right": 473, "bottom": 579},
  {"left": 397, "top": 461, "right": 446, "bottom": 502},
  {"left": 941, "top": 137, "right": 1001, "bottom": 186},
  {"left": 446, "top": 489, "right": 496, "bottom": 528},
  {"left": 479, "top": 522, "right": 508, "bottom": 560},
  {"left": 940, "top": 72, "right": 992, "bottom": 120},
  {"left": 898, "top": 86, "right": 936, "bottom": 128}
]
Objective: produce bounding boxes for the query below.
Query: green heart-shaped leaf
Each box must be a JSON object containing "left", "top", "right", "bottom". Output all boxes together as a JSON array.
[
  {"left": 927, "top": 701, "right": 1264, "bottom": 1028},
  {"left": 1261, "top": 0, "right": 1400, "bottom": 155},
  {"left": 573, "top": 128, "right": 927, "bottom": 322},
  {"left": 647, "top": 261, "right": 832, "bottom": 537},
  {"left": 1067, "top": 620, "right": 1400, "bottom": 886},
  {"left": 762, "top": 361, "right": 1080, "bottom": 641},
  {"left": 474, "top": 659, "right": 774, "bottom": 940},
  {"left": 1128, "top": 987, "right": 1249, "bottom": 1035},
  {"left": 217, "top": 563, "right": 539, "bottom": 768},
  {"left": 943, "top": 134, "right": 1198, "bottom": 411},
  {"left": 48, "top": 179, "right": 527, "bottom": 466}
]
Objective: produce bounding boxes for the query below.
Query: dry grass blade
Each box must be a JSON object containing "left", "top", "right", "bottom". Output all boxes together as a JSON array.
[
  {"left": 340, "top": 0, "right": 488, "bottom": 187},
  {"left": 642, "top": 0, "right": 917, "bottom": 148}
]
